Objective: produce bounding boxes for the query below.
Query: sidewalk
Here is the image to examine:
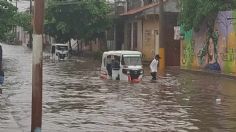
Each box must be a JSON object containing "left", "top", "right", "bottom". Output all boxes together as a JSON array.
[
  {"left": 143, "top": 62, "right": 236, "bottom": 79},
  {"left": 180, "top": 67, "right": 236, "bottom": 79}
]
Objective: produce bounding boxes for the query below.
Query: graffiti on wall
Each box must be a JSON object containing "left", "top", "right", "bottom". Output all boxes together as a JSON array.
[
  {"left": 181, "top": 29, "right": 194, "bottom": 67},
  {"left": 216, "top": 11, "right": 236, "bottom": 73},
  {"left": 197, "top": 30, "right": 221, "bottom": 71},
  {"left": 181, "top": 10, "right": 236, "bottom": 74}
]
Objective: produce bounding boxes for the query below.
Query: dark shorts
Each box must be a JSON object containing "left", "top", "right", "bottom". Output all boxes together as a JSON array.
[{"left": 151, "top": 72, "right": 157, "bottom": 80}]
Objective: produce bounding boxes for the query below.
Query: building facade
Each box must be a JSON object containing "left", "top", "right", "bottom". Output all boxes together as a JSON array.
[{"left": 113, "top": 0, "right": 180, "bottom": 66}]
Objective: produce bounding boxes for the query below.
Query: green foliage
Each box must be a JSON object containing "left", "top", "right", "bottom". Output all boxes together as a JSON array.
[
  {"left": 45, "top": 0, "right": 112, "bottom": 43},
  {"left": 0, "top": 0, "right": 17, "bottom": 40},
  {"left": 2, "top": 32, "right": 16, "bottom": 44},
  {"left": 13, "top": 12, "right": 32, "bottom": 32},
  {"left": 0, "top": 0, "right": 31, "bottom": 42},
  {"left": 182, "top": 29, "right": 194, "bottom": 67},
  {"left": 180, "top": 0, "right": 234, "bottom": 32}
]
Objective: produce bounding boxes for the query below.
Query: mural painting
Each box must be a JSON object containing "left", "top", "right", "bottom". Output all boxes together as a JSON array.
[
  {"left": 197, "top": 30, "right": 221, "bottom": 71},
  {"left": 181, "top": 29, "right": 194, "bottom": 68},
  {"left": 222, "top": 11, "right": 236, "bottom": 74},
  {"left": 181, "top": 11, "right": 236, "bottom": 75}
]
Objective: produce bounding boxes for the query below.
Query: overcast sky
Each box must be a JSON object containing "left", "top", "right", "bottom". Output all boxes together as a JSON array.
[{"left": 11, "top": 0, "right": 31, "bottom": 12}]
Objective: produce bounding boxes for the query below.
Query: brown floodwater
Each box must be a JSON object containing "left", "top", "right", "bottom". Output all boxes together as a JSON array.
[{"left": 1, "top": 44, "right": 236, "bottom": 132}]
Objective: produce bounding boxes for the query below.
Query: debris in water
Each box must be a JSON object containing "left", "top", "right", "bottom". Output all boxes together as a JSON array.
[
  {"left": 216, "top": 98, "right": 221, "bottom": 105},
  {"left": 183, "top": 98, "right": 190, "bottom": 101}
]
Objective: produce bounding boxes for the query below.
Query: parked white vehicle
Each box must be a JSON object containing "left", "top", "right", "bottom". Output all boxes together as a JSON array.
[
  {"left": 51, "top": 43, "right": 69, "bottom": 60},
  {"left": 100, "top": 51, "right": 143, "bottom": 83}
]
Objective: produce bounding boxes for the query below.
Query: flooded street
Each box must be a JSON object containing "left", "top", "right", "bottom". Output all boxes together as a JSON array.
[{"left": 1, "top": 44, "right": 236, "bottom": 132}]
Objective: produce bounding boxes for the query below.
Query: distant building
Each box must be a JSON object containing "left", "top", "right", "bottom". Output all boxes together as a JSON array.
[{"left": 108, "top": 0, "right": 180, "bottom": 66}]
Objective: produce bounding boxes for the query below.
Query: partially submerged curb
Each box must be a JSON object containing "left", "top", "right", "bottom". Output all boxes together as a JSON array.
[{"left": 180, "top": 68, "right": 236, "bottom": 80}]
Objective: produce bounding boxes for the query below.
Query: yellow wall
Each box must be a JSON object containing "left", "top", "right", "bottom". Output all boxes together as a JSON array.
[{"left": 142, "top": 15, "right": 159, "bottom": 61}]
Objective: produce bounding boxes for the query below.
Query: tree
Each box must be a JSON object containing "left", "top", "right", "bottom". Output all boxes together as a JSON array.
[
  {"left": 0, "top": 0, "right": 17, "bottom": 40},
  {"left": 0, "top": 0, "right": 32, "bottom": 43},
  {"left": 180, "top": 0, "right": 236, "bottom": 32},
  {"left": 44, "top": 0, "right": 112, "bottom": 43},
  {"left": 13, "top": 12, "right": 32, "bottom": 32}
]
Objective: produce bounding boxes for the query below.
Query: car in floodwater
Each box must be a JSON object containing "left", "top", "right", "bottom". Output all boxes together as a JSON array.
[
  {"left": 51, "top": 43, "right": 69, "bottom": 60},
  {"left": 100, "top": 51, "right": 143, "bottom": 83}
]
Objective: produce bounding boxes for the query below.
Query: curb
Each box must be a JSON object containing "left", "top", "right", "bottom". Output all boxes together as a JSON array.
[{"left": 180, "top": 68, "right": 236, "bottom": 80}]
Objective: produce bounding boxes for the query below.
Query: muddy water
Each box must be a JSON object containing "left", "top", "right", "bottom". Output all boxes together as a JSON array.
[{"left": 1, "top": 44, "right": 236, "bottom": 132}]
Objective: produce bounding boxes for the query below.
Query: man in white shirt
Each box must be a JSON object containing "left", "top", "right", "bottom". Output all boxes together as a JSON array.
[{"left": 150, "top": 54, "right": 160, "bottom": 80}]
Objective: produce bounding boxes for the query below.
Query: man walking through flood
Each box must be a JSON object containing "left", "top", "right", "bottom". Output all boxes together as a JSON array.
[{"left": 150, "top": 54, "right": 160, "bottom": 80}]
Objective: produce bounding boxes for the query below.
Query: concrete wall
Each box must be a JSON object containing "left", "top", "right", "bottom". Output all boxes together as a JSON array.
[
  {"left": 163, "top": 0, "right": 180, "bottom": 13},
  {"left": 181, "top": 10, "right": 236, "bottom": 75},
  {"left": 127, "top": 0, "right": 142, "bottom": 10},
  {"left": 137, "top": 20, "right": 143, "bottom": 51},
  {"left": 121, "top": 0, "right": 180, "bottom": 61},
  {"left": 142, "top": 15, "right": 159, "bottom": 61},
  {"left": 123, "top": 19, "right": 137, "bottom": 50},
  {"left": 123, "top": 15, "right": 159, "bottom": 61},
  {"left": 124, "top": 21, "right": 129, "bottom": 50}
]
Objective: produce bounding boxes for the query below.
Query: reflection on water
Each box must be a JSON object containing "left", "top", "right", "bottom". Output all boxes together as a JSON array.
[{"left": 1, "top": 44, "right": 236, "bottom": 132}]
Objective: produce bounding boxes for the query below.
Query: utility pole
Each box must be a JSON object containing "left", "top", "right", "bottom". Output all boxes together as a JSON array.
[
  {"left": 31, "top": 0, "right": 44, "bottom": 131},
  {"left": 15, "top": 0, "right": 18, "bottom": 44},
  {"left": 29, "top": 0, "right": 33, "bottom": 48},
  {"left": 159, "top": 0, "right": 165, "bottom": 71}
]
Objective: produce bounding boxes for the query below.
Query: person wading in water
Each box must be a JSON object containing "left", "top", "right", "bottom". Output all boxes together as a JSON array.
[{"left": 149, "top": 54, "right": 160, "bottom": 80}]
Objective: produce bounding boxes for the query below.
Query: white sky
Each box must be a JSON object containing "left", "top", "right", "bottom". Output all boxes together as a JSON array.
[
  {"left": 11, "top": 0, "right": 31, "bottom": 12},
  {"left": 107, "top": 0, "right": 114, "bottom": 2}
]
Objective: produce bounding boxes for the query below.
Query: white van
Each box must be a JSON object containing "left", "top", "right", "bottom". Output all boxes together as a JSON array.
[
  {"left": 51, "top": 43, "right": 69, "bottom": 60},
  {"left": 100, "top": 51, "right": 143, "bottom": 83}
]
